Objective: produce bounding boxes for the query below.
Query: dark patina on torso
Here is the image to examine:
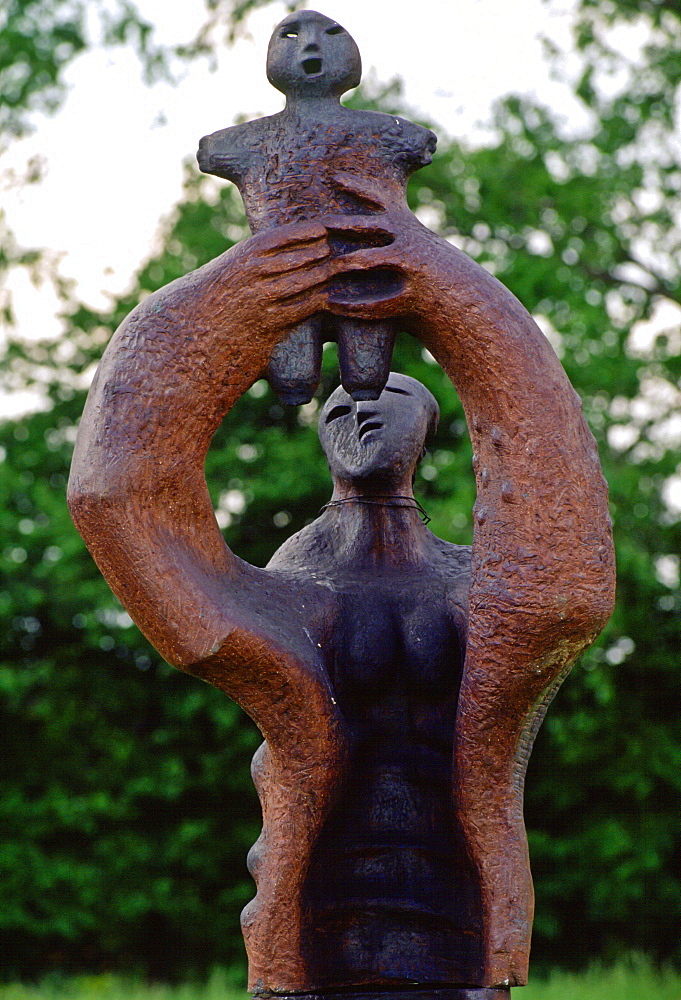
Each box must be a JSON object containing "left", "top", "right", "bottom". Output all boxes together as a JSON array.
[
  {"left": 199, "top": 108, "right": 436, "bottom": 233},
  {"left": 259, "top": 529, "right": 481, "bottom": 988},
  {"left": 197, "top": 10, "right": 437, "bottom": 404}
]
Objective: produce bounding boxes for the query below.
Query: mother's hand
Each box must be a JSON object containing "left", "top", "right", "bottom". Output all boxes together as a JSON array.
[
  {"left": 69, "top": 219, "right": 345, "bottom": 519},
  {"left": 321, "top": 209, "right": 522, "bottom": 337},
  {"left": 153, "top": 219, "right": 339, "bottom": 372}
]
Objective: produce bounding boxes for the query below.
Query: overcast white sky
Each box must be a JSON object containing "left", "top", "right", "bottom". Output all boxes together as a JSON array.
[{"left": 2, "top": 0, "right": 586, "bottom": 346}]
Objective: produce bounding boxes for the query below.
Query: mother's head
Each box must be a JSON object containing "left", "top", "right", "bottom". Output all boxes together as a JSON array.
[{"left": 318, "top": 373, "right": 439, "bottom": 488}]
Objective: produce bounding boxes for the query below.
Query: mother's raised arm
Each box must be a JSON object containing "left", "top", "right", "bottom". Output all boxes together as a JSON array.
[
  {"left": 413, "top": 230, "right": 615, "bottom": 988},
  {"left": 324, "top": 213, "right": 616, "bottom": 987},
  {"left": 68, "top": 224, "right": 362, "bottom": 987},
  {"left": 326, "top": 216, "right": 614, "bottom": 653},
  {"left": 68, "top": 222, "right": 333, "bottom": 675}
]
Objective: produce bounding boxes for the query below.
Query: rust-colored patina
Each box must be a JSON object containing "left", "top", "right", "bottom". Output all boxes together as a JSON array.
[
  {"left": 67, "top": 11, "right": 615, "bottom": 999},
  {"left": 198, "top": 10, "right": 436, "bottom": 405}
]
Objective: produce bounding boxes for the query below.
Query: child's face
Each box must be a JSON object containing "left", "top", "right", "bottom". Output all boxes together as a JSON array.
[{"left": 267, "top": 11, "right": 361, "bottom": 99}]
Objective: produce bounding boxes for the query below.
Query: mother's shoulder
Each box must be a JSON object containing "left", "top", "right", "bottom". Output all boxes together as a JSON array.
[
  {"left": 428, "top": 536, "right": 471, "bottom": 620},
  {"left": 429, "top": 534, "right": 472, "bottom": 573}
]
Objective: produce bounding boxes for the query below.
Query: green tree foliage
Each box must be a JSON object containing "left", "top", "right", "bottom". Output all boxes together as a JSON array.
[
  {"left": 2, "top": 0, "right": 681, "bottom": 978},
  {"left": 0, "top": 0, "right": 269, "bottom": 328},
  {"left": 0, "top": 0, "right": 262, "bottom": 141},
  {"left": 1, "top": 371, "right": 263, "bottom": 976}
]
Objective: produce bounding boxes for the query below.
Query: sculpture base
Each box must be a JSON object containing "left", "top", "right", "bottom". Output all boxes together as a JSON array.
[{"left": 262, "top": 989, "right": 511, "bottom": 1000}]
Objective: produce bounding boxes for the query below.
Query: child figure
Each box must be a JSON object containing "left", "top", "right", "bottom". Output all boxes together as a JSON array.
[{"left": 198, "top": 9, "right": 436, "bottom": 405}]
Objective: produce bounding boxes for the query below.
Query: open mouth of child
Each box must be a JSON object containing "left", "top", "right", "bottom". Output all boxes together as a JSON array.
[{"left": 302, "top": 58, "right": 323, "bottom": 75}]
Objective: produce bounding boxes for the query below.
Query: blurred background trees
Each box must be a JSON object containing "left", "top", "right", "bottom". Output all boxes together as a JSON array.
[{"left": 1, "top": 0, "right": 680, "bottom": 980}]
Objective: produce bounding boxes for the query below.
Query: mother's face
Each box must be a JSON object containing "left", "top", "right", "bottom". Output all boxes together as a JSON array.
[{"left": 318, "top": 373, "right": 439, "bottom": 483}]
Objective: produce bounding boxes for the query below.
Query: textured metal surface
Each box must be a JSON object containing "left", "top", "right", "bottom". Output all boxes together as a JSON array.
[
  {"left": 198, "top": 11, "right": 436, "bottom": 404},
  {"left": 68, "top": 16, "right": 616, "bottom": 995}
]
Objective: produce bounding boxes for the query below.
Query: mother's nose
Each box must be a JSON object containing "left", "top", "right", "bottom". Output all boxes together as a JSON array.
[{"left": 356, "top": 404, "right": 379, "bottom": 427}]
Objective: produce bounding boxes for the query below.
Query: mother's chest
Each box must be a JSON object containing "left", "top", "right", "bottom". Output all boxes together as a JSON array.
[{"left": 328, "top": 589, "right": 464, "bottom": 696}]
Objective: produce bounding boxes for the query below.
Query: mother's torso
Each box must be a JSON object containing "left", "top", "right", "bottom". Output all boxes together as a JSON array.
[{"left": 263, "top": 544, "right": 483, "bottom": 988}]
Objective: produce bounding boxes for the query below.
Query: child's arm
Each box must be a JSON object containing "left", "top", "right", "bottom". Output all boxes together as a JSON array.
[
  {"left": 360, "top": 110, "right": 437, "bottom": 173},
  {"left": 197, "top": 121, "right": 255, "bottom": 183},
  {"left": 395, "top": 116, "right": 438, "bottom": 171}
]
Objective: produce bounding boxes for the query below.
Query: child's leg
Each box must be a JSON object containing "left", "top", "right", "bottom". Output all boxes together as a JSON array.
[
  {"left": 336, "top": 317, "right": 396, "bottom": 400},
  {"left": 266, "top": 315, "right": 324, "bottom": 406},
  {"left": 266, "top": 315, "right": 396, "bottom": 405}
]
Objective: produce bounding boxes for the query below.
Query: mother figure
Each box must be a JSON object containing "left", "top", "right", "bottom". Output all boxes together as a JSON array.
[{"left": 68, "top": 203, "right": 615, "bottom": 997}]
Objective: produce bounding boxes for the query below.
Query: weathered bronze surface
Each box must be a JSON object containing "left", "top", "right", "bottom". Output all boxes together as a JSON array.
[
  {"left": 68, "top": 11, "right": 616, "bottom": 998},
  {"left": 197, "top": 10, "right": 436, "bottom": 405}
]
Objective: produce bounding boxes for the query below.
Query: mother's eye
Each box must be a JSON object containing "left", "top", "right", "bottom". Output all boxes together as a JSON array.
[
  {"left": 281, "top": 28, "right": 298, "bottom": 38},
  {"left": 385, "top": 386, "right": 410, "bottom": 396},
  {"left": 326, "top": 25, "right": 344, "bottom": 35},
  {"left": 325, "top": 404, "right": 351, "bottom": 423}
]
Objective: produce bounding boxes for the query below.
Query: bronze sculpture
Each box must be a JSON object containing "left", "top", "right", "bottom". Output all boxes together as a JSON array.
[
  {"left": 198, "top": 9, "right": 436, "bottom": 405},
  {"left": 68, "top": 11, "right": 615, "bottom": 999}
]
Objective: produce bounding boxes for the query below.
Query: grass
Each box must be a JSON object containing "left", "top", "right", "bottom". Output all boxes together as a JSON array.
[
  {"left": 518, "top": 955, "right": 681, "bottom": 999},
  {"left": 1, "top": 959, "right": 680, "bottom": 999},
  {"left": 0, "top": 969, "right": 245, "bottom": 1000}
]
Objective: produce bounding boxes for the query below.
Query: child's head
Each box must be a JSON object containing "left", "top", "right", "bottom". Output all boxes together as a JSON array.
[{"left": 267, "top": 10, "right": 361, "bottom": 99}]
